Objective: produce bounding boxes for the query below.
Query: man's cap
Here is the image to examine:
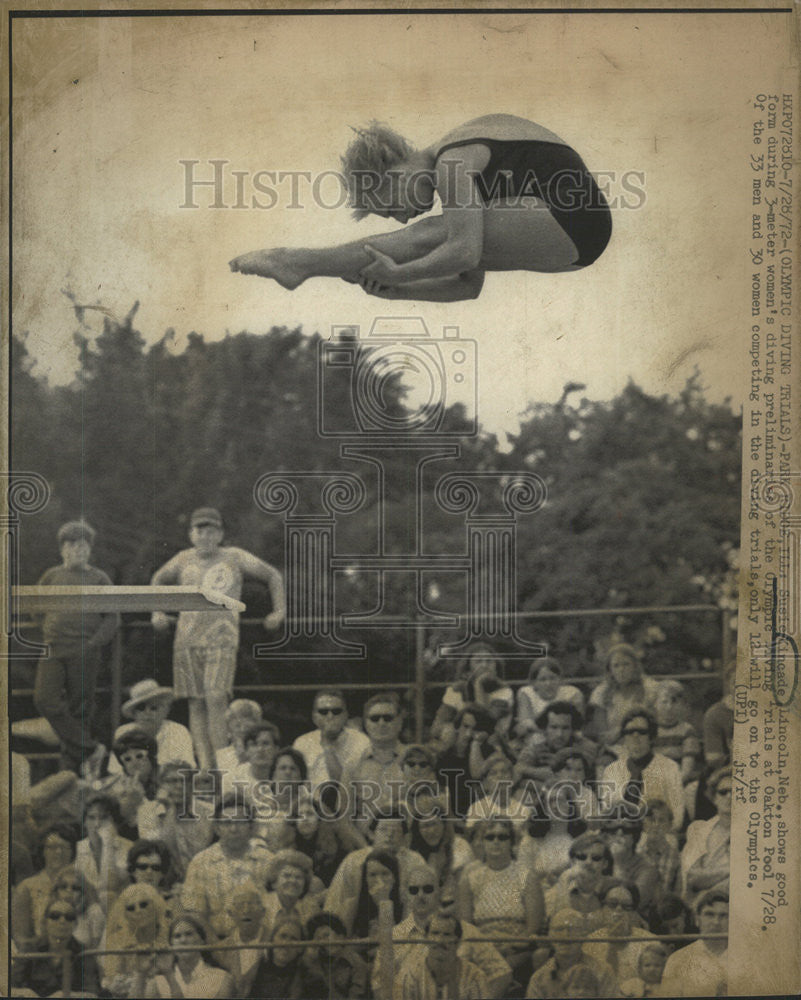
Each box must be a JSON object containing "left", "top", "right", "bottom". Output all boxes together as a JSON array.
[
  {"left": 190, "top": 507, "right": 223, "bottom": 528},
  {"left": 57, "top": 520, "right": 96, "bottom": 546}
]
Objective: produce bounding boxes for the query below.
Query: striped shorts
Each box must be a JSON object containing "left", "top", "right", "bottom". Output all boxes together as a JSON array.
[{"left": 173, "top": 644, "right": 237, "bottom": 699}]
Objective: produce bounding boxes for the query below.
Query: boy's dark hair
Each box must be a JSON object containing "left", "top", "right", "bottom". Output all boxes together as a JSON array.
[
  {"left": 36, "top": 821, "right": 81, "bottom": 868},
  {"left": 57, "top": 520, "right": 96, "bottom": 546},
  {"left": 305, "top": 911, "right": 348, "bottom": 939},
  {"left": 112, "top": 728, "right": 158, "bottom": 760},
  {"left": 536, "top": 700, "right": 584, "bottom": 731},
  {"left": 426, "top": 912, "right": 463, "bottom": 939},
  {"left": 81, "top": 792, "right": 123, "bottom": 829},
  {"left": 618, "top": 707, "right": 658, "bottom": 741},
  {"left": 313, "top": 688, "right": 348, "bottom": 713},
  {"left": 363, "top": 691, "right": 403, "bottom": 717},
  {"left": 368, "top": 809, "right": 409, "bottom": 834},
  {"left": 457, "top": 703, "right": 494, "bottom": 734},
  {"left": 599, "top": 877, "right": 641, "bottom": 911},
  {"left": 213, "top": 793, "right": 255, "bottom": 821},
  {"left": 269, "top": 746, "right": 308, "bottom": 782}
]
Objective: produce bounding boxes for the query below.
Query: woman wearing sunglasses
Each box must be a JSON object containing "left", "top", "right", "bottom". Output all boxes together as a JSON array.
[
  {"left": 600, "top": 709, "right": 685, "bottom": 832},
  {"left": 98, "top": 730, "right": 160, "bottom": 839},
  {"left": 99, "top": 883, "right": 169, "bottom": 997},
  {"left": 11, "top": 899, "right": 100, "bottom": 998},
  {"left": 544, "top": 831, "right": 613, "bottom": 928},
  {"left": 49, "top": 865, "right": 105, "bottom": 952},
  {"left": 583, "top": 878, "right": 657, "bottom": 985},
  {"left": 458, "top": 818, "right": 544, "bottom": 983}
]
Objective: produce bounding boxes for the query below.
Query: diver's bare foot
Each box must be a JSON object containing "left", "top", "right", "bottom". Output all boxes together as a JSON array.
[{"left": 229, "top": 248, "right": 307, "bottom": 290}]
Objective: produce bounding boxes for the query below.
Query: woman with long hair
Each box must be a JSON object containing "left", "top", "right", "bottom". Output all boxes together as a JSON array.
[
  {"left": 341, "top": 849, "right": 404, "bottom": 968},
  {"left": 231, "top": 114, "right": 612, "bottom": 303},
  {"left": 516, "top": 656, "right": 585, "bottom": 734},
  {"left": 48, "top": 865, "right": 105, "bottom": 951},
  {"left": 431, "top": 643, "right": 514, "bottom": 756},
  {"left": 408, "top": 793, "right": 473, "bottom": 884},
  {"left": 268, "top": 747, "right": 309, "bottom": 816},
  {"left": 588, "top": 643, "right": 662, "bottom": 746},
  {"left": 100, "top": 882, "right": 169, "bottom": 997},
  {"left": 289, "top": 796, "right": 352, "bottom": 888},
  {"left": 75, "top": 793, "right": 134, "bottom": 914},
  {"left": 11, "top": 821, "right": 80, "bottom": 950}
]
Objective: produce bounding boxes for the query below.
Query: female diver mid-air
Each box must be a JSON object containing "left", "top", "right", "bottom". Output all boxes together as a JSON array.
[{"left": 230, "top": 114, "right": 612, "bottom": 302}]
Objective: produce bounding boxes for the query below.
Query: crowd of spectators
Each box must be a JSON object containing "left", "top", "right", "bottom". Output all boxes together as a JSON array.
[{"left": 10, "top": 521, "right": 734, "bottom": 998}]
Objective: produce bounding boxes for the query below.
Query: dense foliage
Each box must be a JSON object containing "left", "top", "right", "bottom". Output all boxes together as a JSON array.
[{"left": 11, "top": 316, "right": 741, "bottom": 689}]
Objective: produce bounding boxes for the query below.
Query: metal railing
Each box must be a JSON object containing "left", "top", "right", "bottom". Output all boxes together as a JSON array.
[
  {"left": 11, "top": 603, "right": 729, "bottom": 748},
  {"left": 11, "top": 926, "right": 729, "bottom": 999}
]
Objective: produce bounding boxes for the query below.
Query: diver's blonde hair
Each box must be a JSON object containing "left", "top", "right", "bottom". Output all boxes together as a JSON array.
[{"left": 340, "top": 121, "right": 414, "bottom": 218}]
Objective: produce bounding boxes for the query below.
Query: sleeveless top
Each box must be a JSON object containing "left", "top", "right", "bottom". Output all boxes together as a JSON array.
[{"left": 435, "top": 137, "right": 612, "bottom": 267}]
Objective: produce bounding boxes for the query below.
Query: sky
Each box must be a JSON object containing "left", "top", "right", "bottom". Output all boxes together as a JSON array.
[{"left": 10, "top": 11, "right": 795, "bottom": 436}]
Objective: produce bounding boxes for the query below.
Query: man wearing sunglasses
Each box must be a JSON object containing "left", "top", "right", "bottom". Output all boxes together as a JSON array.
[
  {"left": 293, "top": 688, "right": 370, "bottom": 791},
  {"left": 371, "top": 864, "right": 513, "bottom": 999},
  {"left": 341, "top": 692, "right": 408, "bottom": 828}
]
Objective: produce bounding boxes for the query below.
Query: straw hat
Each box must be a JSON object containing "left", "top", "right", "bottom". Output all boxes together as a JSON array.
[{"left": 122, "top": 679, "right": 174, "bottom": 717}]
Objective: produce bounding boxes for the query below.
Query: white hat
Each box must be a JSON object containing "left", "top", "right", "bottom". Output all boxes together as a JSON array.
[{"left": 122, "top": 678, "right": 174, "bottom": 717}]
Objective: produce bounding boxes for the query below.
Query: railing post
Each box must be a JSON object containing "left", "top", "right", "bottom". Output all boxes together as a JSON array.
[
  {"left": 61, "top": 951, "right": 72, "bottom": 997},
  {"left": 721, "top": 606, "right": 733, "bottom": 669},
  {"left": 110, "top": 629, "right": 123, "bottom": 734},
  {"left": 414, "top": 617, "right": 425, "bottom": 743},
  {"left": 378, "top": 898, "right": 395, "bottom": 1000}
]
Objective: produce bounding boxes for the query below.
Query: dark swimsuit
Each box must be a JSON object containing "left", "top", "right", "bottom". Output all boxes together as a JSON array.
[{"left": 435, "top": 138, "right": 612, "bottom": 268}]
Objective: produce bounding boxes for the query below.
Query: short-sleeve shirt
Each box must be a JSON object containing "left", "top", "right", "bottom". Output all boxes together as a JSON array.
[{"left": 160, "top": 548, "right": 246, "bottom": 650}]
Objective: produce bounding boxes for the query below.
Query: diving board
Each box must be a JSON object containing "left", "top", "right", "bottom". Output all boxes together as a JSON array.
[{"left": 12, "top": 585, "right": 246, "bottom": 614}]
